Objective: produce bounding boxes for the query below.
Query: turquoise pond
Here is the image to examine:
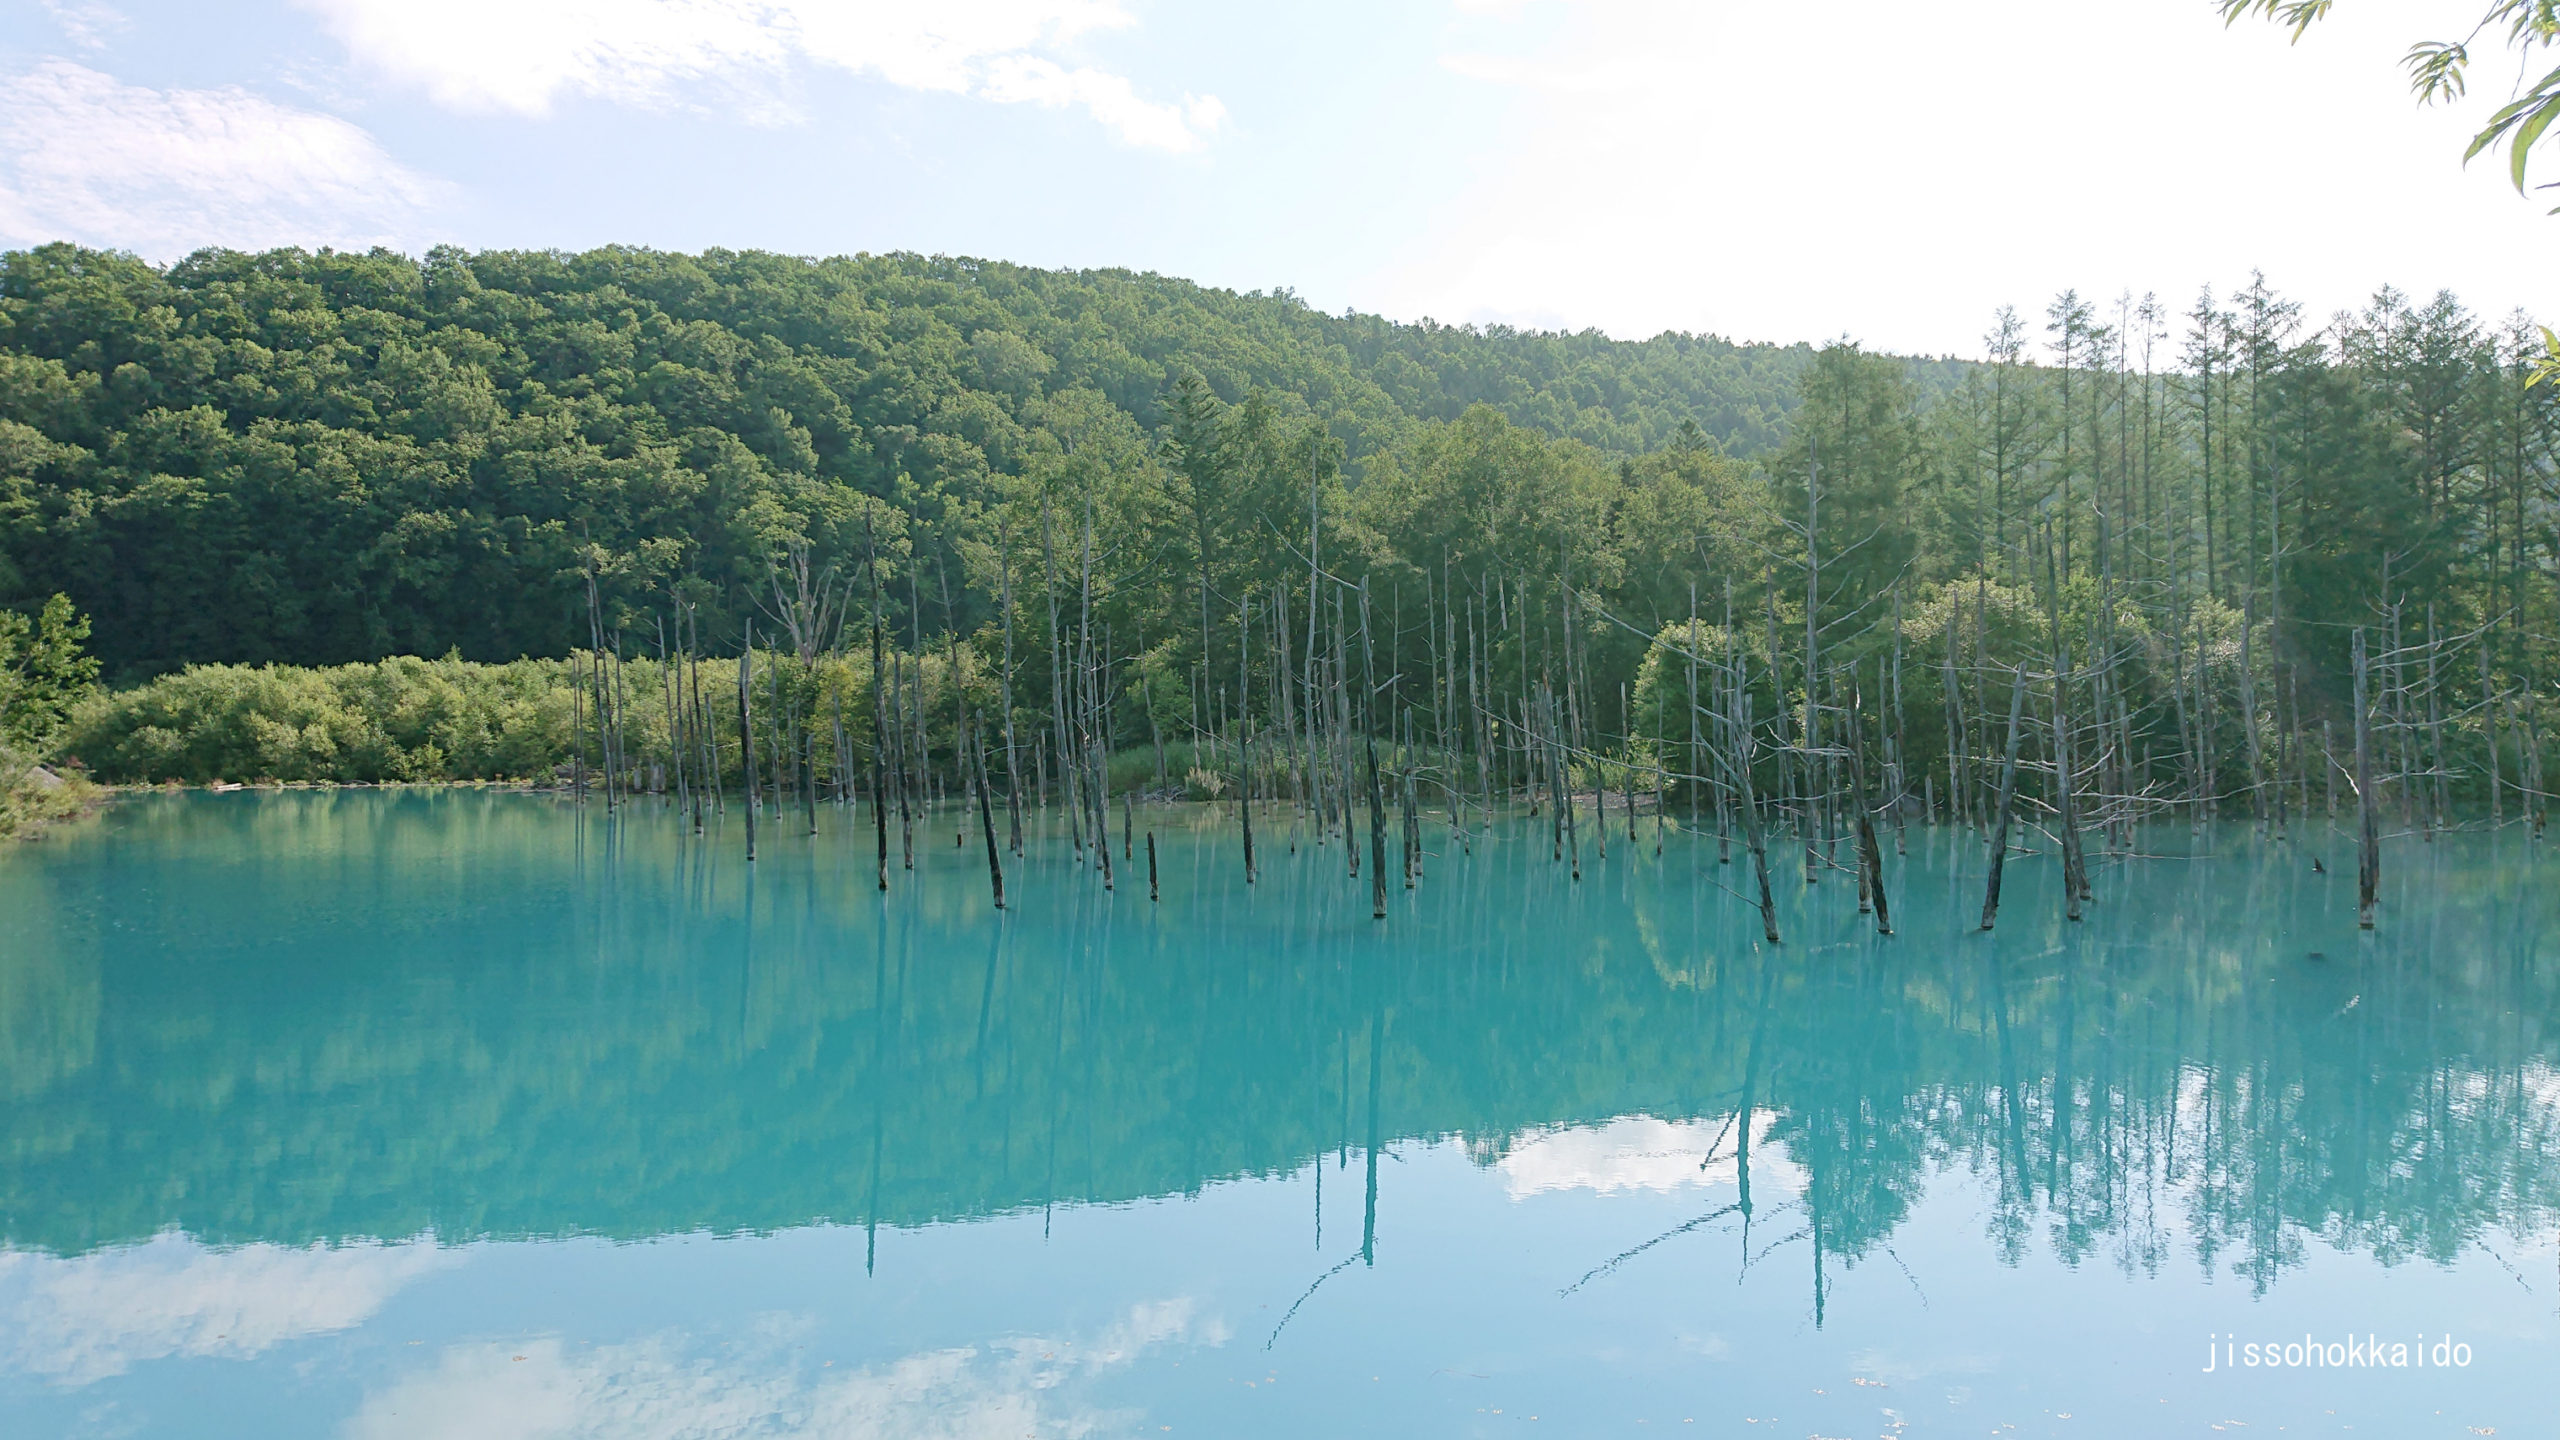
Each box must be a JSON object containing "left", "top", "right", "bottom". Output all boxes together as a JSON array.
[{"left": 0, "top": 791, "right": 2554, "bottom": 1438}]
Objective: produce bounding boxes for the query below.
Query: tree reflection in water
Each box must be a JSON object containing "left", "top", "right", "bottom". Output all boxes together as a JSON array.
[{"left": 1, "top": 790, "right": 2551, "bottom": 1320}]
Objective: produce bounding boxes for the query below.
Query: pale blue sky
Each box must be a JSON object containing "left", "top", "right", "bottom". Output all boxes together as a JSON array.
[{"left": 1, "top": 0, "right": 2547, "bottom": 355}]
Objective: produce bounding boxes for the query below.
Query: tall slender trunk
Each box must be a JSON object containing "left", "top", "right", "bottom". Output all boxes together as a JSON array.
[
  {"left": 1848, "top": 687, "right": 1891, "bottom": 935},
  {"left": 2052, "top": 657, "right": 2085, "bottom": 921},
  {"left": 1979, "top": 668, "right": 2028, "bottom": 931},
  {"left": 1801, "top": 444, "right": 1822, "bottom": 883},
  {"left": 2354, "top": 628, "right": 2378, "bottom": 929},
  {"left": 738, "top": 630, "right": 758, "bottom": 863},
  {"left": 974, "top": 713, "right": 1005, "bottom": 910},
  {"left": 1240, "top": 590, "right": 1257, "bottom": 882},
  {"left": 868, "top": 526, "right": 890, "bottom": 892},
  {"left": 1723, "top": 662, "right": 1780, "bottom": 945},
  {"left": 2425, "top": 605, "right": 2448, "bottom": 834},
  {"left": 999, "top": 526, "right": 1023, "bottom": 853},
  {"left": 1040, "top": 502, "right": 1076, "bottom": 851},
  {"left": 1359, "top": 580, "right": 1390, "bottom": 919}
]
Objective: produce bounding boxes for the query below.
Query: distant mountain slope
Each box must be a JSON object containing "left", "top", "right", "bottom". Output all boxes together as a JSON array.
[{"left": 0, "top": 243, "right": 1948, "bottom": 673}]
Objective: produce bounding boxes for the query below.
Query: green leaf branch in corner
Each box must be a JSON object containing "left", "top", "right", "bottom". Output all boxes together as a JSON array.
[{"left": 2224, "top": 0, "right": 2560, "bottom": 204}]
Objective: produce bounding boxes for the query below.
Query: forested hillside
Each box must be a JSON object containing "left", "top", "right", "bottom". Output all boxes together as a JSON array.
[
  {"left": 0, "top": 243, "right": 1872, "bottom": 676},
  {"left": 5, "top": 242, "right": 2556, "bottom": 841}
]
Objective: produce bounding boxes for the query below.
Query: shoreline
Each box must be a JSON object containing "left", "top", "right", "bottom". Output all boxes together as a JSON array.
[{"left": 1, "top": 765, "right": 111, "bottom": 843}]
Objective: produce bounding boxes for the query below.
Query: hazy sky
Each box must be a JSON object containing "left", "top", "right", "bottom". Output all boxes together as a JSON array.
[{"left": 0, "top": 0, "right": 2546, "bottom": 355}]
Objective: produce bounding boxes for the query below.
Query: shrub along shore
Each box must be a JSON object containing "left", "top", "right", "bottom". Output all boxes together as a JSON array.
[
  {"left": 56, "top": 652, "right": 1226, "bottom": 798},
  {"left": 0, "top": 751, "right": 98, "bottom": 839},
  {"left": 63, "top": 655, "right": 586, "bottom": 785}
]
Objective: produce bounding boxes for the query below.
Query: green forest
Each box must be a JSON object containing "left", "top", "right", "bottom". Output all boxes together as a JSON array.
[
  {"left": 4, "top": 243, "right": 2556, "bottom": 871},
  {"left": 0, "top": 242, "right": 1896, "bottom": 674}
]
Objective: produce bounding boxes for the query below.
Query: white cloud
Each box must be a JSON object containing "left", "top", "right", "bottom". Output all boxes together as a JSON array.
[
  {"left": 0, "top": 1235, "right": 452, "bottom": 1388},
  {"left": 1371, "top": 0, "right": 2555, "bottom": 353},
  {"left": 0, "top": 60, "right": 445, "bottom": 258},
  {"left": 1495, "top": 1112, "right": 1795, "bottom": 1199},
  {"left": 341, "top": 1297, "right": 1225, "bottom": 1440},
  {"left": 39, "top": 0, "right": 130, "bottom": 48},
  {"left": 980, "top": 56, "right": 1227, "bottom": 154},
  {"left": 295, "top": 0, "right": 1225, "bottom": 151}
]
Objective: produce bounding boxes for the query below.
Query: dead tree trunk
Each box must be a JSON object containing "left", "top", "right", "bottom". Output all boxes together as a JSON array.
[
  {"left": 1721, "top": 661, "right": 1781, "bottom": 946},
  {"left": 738, "top": 631, "right": 758, "bottom": 863},
  {"left": 2355, "top": 628, "right": 2379, "bottom": 930},
  {"left": 974, "top": 712, "right": 1005, "bottom": 910},
  {"left": 1359, "top": 581, "right": 1391, "bottom": 919},
  {"left": 1980, "top": 668, "right": 2028, "bottom": 931}
]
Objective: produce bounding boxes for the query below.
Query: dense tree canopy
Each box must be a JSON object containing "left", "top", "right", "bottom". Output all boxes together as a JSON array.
[{"left": 0, "top": 243, "right": 1875, "bottom": 679}]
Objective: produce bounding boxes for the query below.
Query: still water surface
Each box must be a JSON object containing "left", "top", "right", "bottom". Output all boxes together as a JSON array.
[{"left": 1, "top": 792, "right": 2555, "bottom": 1438}]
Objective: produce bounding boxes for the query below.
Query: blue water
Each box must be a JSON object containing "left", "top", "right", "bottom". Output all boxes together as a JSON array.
[{"left": 1, "top": 791, "right": 2554, "bottom": 1438}]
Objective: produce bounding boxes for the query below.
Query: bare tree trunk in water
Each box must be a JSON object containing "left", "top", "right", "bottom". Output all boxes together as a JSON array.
[
  {"left": 738, "top": 629, "right": 758, "bottom": 863},
  {"left": 1980, "top": 668, "right": 2027, "bottom": 931},
  {"left": 2053, "top": 657, "right": 2086, "bottom": 922},
  {"left": 1360, "top": 580, "right": 1390, "bottom": 919},
  {"left": 2355, "top": 628, "right": 2378, "bottom": 930},
  {"left": 1721, "top": 667, "right": 1780, "bottom": 946},
  {"left": 973, "top": 712, "right": 1004, "bottom": 910},
  {"left": 867, "top": 524, "right": 890, "bottom": 892},
  {"left": 1849, "top": 688, "right": 1891, "bottom": 936},
  {"left": 1239, "top": 591, "right": 1256, "bottom": 883}
]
